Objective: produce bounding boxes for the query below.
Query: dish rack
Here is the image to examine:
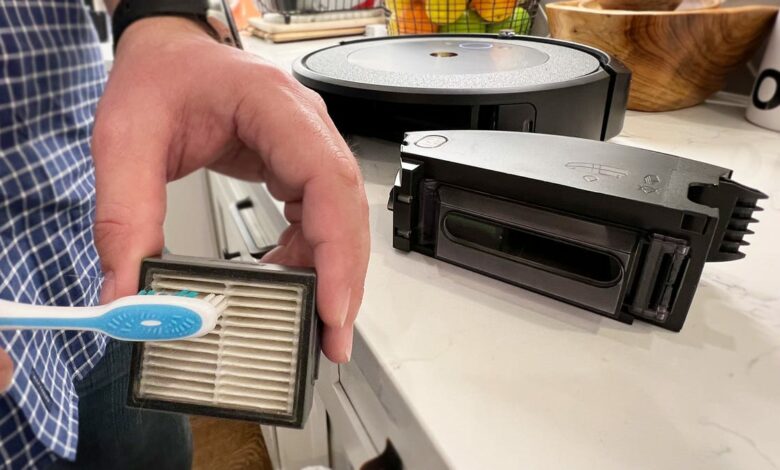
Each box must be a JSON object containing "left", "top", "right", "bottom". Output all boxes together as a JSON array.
[
  {"left": 386, "top": 0, "right": 539, "bottom": 35},
  {"left": 249, "top": 0, "right": 386, "bottom": 42}
]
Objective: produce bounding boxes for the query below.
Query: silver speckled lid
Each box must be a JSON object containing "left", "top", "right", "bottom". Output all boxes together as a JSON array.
[{"left": 299, "top": 37, "right": 600, "bottom": 91}]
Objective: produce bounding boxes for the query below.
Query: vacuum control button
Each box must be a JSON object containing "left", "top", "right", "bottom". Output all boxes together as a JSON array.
[{"left": 414, "top": 135, "right": 448, "bottom": 148}]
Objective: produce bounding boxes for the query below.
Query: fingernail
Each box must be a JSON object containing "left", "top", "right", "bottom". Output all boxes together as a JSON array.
[
  {"left": 99, "top": 271, "right": 115, "bottom": 304},
  {"left": 338, "top": 287, "right": 352, "bottom": 328},
  {"left": 345, "top": 338, "right": 352, "bottom": 362}
]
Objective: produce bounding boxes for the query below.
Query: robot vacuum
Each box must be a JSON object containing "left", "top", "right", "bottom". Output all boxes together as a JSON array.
[{"left": 293, "top": 34, "right": 631, "bottom": 141}]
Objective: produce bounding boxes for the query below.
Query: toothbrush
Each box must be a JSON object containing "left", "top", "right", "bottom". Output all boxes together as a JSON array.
[{"left": 0, "top": 291, "right": 225, "bottom": 341}]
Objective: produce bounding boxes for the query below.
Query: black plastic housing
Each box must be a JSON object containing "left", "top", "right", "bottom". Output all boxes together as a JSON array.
[
  {"left": 388, "top": 131, "right": 766, "bottom": 330},
  {"left": 127, "top": 255, "right": 320, "bottom": 428},
  {"left": 293, "top": 34, "right": 631, "bottom": 142}
]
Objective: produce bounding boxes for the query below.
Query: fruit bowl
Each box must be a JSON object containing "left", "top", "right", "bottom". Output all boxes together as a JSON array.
[
  {"left": 386, "top": 0, "right": 538, "bottom": 35},
  {"left": 546, "top": 0, "right": 778, "bottom": 111}
]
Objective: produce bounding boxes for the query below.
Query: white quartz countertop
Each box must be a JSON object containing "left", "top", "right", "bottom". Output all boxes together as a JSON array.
[{"left": 243, "top": 35, "right": 780, "bottom": 469}]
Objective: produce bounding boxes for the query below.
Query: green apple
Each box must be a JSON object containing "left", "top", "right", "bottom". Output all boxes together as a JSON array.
[
  {"left": 487, "top": 6, "right": 530, "bottom": 34},
  {"left": 441, "top": 9, "right": 485, "bottom": 33}
]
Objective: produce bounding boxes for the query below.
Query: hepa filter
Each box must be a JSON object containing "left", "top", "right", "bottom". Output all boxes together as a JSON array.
[{"left": 128, "top": 255, "right": 319, "bottom": 428}]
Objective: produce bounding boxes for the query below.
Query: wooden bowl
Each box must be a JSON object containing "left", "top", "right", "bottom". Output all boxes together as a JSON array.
[
  {"left": 579, "top": 0, "right": 721, "bottom": 11},
  {"left": 546, "top": 1, "right": 778, "bottom": 111},
  {"left": 591, "top": 0, "right": 683, "bottom": 11}
]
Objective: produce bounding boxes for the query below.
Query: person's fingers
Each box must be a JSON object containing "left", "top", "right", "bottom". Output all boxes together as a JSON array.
[
  {"left": 303, "top": 169, "right": 369, "bottom": 329},
  {"left": 261, "top": 224, "right": 314, "bottom": 267},
  {"left": 0, "top": 350, "right": 13, "bottom": 392},
  {"left": 261, "top": 226, "right": 356, "bottom": 362},
  {"left": 322, "top": 324, "right": 354, "bottom": 363},
  {"left": 207, "top": 145, "right": 265, "bottom": 182},
  {"left": 277, "top": 223, "right": 301, "bottom": 247},
  {"left": 91, "top": 102, "right": 170, "bottom": 303},
  {"left": 233, "top": 74, "right": 369, "bottom": 362},
  {"left": 284, "top": 201, "right": 302, "bottom": 224},
  {"left": 261, "top": 217, "right": 366, "bottom": 363}
]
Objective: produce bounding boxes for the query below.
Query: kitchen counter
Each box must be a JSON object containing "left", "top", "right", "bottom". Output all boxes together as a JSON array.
[{"left": 240, "top": 35, "right": 780, "bottom": 469}]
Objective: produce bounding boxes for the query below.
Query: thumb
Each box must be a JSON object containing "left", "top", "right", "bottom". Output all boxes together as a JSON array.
[{"left": 92, "top": 113, "right": 168, "bottom": 303}]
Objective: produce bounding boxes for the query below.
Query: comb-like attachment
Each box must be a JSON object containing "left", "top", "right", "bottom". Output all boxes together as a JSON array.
[
  {"left": 688, "top": 178, "right": 767, "bottom": 262},
  {"left": 136, "top": 273, "right": 303, "bottom": 416}
]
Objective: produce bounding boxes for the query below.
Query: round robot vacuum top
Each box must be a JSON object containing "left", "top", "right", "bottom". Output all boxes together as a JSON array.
[{"left": 296, "top": 36, "right": 602, "bottom": 93}]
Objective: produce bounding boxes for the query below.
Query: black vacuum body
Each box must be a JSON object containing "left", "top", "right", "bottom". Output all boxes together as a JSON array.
[
  {"left": 388, "top": 131, "right": 766, "bottom": 331},
  {"left": 293, "top": 34, "right": 630, "bottom": 141}
]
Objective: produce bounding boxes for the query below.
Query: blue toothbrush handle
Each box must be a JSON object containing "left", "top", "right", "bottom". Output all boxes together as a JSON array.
[
  {"left": 0, "top": 315, "right": 100, "bottom": 330},
  {"left": 0, "top": 298, "right": 210, "bottom": 341}
]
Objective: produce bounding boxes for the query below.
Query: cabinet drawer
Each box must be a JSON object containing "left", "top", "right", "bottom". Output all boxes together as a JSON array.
[{"left": 208, "top": 172, "right": 287, "bottom": 261}]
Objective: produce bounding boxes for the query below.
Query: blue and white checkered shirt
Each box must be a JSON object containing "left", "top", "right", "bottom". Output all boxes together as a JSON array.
[{"left": 0, "top": 1, "right": 108, "bottom": 468}]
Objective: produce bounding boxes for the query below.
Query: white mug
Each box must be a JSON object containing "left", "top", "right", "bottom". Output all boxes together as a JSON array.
[{"left": 746, "top": 15, "right": 780, "bottom": 132}]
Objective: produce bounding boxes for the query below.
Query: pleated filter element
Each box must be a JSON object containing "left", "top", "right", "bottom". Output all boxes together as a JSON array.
[{"left": 128, "top": 256, "right": 319, "bottom": 428}]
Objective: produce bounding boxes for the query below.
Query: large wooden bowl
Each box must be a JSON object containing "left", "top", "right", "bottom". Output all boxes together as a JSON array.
[
  {"left": 584, "top": 0, "right": 720, "bottom": 12},
  {"left": 546, "top": 1, "right": 778, "bottom": 111},
  {"left": 593, "top": 0, "right": 683, "bottom": 11}
]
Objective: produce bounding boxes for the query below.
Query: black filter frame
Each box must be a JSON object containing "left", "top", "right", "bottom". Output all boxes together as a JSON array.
[{"left": 127, "top": 255, "right": 320, "bottom": 428}]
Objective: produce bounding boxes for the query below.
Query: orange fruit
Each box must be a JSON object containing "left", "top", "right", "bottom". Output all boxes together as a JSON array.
[
  {"left": 472, "top": 0, "right": 515, "bottom": 23},
  {"left": 390, "top": 2, "right": 438, "bottom": 34}
]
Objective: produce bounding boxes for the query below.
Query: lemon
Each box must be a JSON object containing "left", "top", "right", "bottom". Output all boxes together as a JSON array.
[
  {"left": 385, "top": 0, "right": 412, "bottom": 13},
  {"left": 424, "top": 0, "right": 468, "bottom": 25}
]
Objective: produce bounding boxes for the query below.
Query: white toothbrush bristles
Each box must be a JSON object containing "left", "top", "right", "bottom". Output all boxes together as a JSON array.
[
  {"left": 204, "top": 294, "right": 228, "bottom": 315},
  {"left": 138, "top": 289, "right": 227, "bottom": 316}
]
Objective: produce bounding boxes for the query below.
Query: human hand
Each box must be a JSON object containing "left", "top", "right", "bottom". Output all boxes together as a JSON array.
[{"left": 92, "top": 17, "right": 369, "bottom": 362}]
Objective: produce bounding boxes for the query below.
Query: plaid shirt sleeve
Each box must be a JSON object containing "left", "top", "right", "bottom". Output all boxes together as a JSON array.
[{"left": 0, "top": 1, "right": 108, "bottom": 468}]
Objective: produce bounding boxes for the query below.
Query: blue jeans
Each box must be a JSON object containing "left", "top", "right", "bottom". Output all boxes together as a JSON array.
[{"left": 46, "top": 340, "right": 192, "bottom": 469}]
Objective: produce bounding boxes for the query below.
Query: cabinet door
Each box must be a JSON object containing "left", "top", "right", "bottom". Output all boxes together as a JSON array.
[
  {"left": 262, "top": 392, "right": 329, "bottom": 470},
  {"left": 264, "top": 359, "right": 380, "bottom": 470},
  {"left": 317, "top": 360, "right": 379, "bottom": 470}
]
